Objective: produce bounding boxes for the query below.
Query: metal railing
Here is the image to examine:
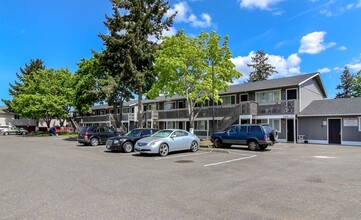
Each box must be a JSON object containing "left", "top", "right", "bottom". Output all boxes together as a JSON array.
[{"left": 257, "top": 100, "right": 299, "bottom": 115}]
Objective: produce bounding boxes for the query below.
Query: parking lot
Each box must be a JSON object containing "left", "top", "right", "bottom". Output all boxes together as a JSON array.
[{"left": 1, "top": 135, "right": 361, "bottom": 219}]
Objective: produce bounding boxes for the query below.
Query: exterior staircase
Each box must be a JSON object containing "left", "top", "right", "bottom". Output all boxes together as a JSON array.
[
  {"left": 109, "top": 114, "right": 127, "bottom": 134},
  {"left": 216, "top": 102, "right": 257, "bottom": 131},
  {"left": 69, "top": 117, "right": 81, "bottom": 133}
]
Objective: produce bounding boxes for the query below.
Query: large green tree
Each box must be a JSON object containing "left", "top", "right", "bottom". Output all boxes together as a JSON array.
[
  {"left": 147, "top": 31, "right": 241, "bottom": 133},
  {"left": 2, "top": 59, "right": 45, "bottom": 112},
  {"left": 353, "top": 70, "right": 361, "bottom": 97},
  {"left": 99, "top": 0, "right": 175, "bottom": 128},
  {"left": 335, "top": 66, "right": 355, "bottom": 98},
  {"left": 73, "top": 56, "right": 105, "bottom": 115},
  {"left": 11, "top": 68, "right": 74, "bottom": 128},
  {"left": 247, "top": 50, "right": 277, "bottom": 82}
]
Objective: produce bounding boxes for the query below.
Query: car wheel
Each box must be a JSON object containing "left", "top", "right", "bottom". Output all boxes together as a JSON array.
[
  {"left": 90, "top": 138, "right": 99, "bottom": 146},
  {"left": 122, "top": 141, "right": 133, "bottom": 153},
  {"left": 248, "top": 140, "right": 259, "bottom": 151},
  {"left": 159, "top": 143, "right": 169, "bottom": 157},
  {"left": 213, "top": 138, "right": 224, "bottom": 148},
  {"left": 4, "top": 132, "right": 9, "bottom": 136},
  {"left": 22, "top": 131, "right": 26, "bottom": 135},
  {"left": 190, "top": 141, "right": 198, "bottom": 152},
  {"left": 259, "top": 145, "right": 268, "bottom": 150}
]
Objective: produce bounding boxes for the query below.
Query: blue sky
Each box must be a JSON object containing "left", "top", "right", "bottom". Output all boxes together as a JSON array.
[{"left": 1, "top": 0, "right": 361, "bottom": 105}]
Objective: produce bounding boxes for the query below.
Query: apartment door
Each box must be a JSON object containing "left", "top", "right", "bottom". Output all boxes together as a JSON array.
[
  {"left": 328, "top": 119, "right": 341, "bottom": 144},
  {"left": 287, "top": 119, "right": 295, "bottom": 142}
]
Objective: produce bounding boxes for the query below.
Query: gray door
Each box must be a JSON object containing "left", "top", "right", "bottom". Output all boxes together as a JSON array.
[{"left": 329, "top": 119, "right": 341, "bottom": 144}]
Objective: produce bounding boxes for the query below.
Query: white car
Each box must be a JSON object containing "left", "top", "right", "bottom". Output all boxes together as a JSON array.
[{"left": 135, "top": 129, "right": 200, "bottom": 156}]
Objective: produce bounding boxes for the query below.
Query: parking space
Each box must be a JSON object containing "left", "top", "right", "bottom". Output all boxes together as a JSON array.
[{"left": 1, "top": 136, "right": 361, "bottom": 219}]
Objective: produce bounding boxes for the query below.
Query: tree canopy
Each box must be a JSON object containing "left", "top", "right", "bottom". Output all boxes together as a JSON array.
[
  {"left": 2, "top": 59, "right": 45, "bottom": 112},
  {"left": 147, "top": 30, "right": 241, "bottom": 132},
  {"left": 99, "top": 0, "right": 175, "bottom": 128},
  {"left": 247, "top": 50, "right": 277, "bottom": 82},
  {"left": 11, "top": 68, "right": 74, "bottom": 128},
  {"left": 352, "top": 69, "right": 361, "bottom": 97},
  {"left": 335, "top": 66, "right": 355, "bottom": 98}
]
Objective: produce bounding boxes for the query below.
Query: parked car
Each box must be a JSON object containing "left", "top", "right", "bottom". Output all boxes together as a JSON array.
[
  {"left": 106, "top": 128, "right": 159, "bottom": 153},
  {"left": 211, "top": 124, "right": 277, "bottom": 151},
  {"left": 1, "top": 125, "right": 29, "bottom": 135},
  {"left": 135, "top": 129, "right": 200, "bottom": 156},
  {"left": 77, "top": 126, "right": 118, "bottom": 146}
]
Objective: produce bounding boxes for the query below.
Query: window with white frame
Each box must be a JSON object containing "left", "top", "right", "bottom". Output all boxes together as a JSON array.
[
  {"left": 270, "top": 119, "right": 281, "bottom": 132},
  {"left": 194, "top": 121, "right": 207, "bottom": 131},
  {"left": 164, "top": 102, "right": 175, "bottom": 110},
  {"left": 166, "top": 121, "right": 176, "bottom": 129},
  {"left": 256, "top": 90, "right": 281, "bottom": 103},
  {"left": 221, "top": 95, "right": 236, "bottom": 105}
]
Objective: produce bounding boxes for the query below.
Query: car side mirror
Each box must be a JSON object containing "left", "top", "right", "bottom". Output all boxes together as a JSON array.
[{"left": 171, "top": 134, "right": 176, "bottom": 138}]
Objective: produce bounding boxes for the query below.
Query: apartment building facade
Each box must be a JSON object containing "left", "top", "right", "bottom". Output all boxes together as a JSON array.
[{"left": 74, "top": 72, "right": 328, "bottom": 143}]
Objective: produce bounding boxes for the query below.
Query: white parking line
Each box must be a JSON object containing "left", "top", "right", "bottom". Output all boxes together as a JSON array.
[
  {"left": 154, "top": 152, "right": 212, "bottom": 160},
  {"left": 204, "top": 155, "right": 257, "bottom": 167}
]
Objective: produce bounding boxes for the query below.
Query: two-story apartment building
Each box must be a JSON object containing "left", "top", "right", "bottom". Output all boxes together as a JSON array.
[{"left": 74, "top": 72, "right": 328, "bottom": 143}]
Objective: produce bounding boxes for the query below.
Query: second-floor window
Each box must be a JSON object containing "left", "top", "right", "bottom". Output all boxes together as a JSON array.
[
  {"left": 256, "top": 90, "right": 281, "bottom": 103},
  {"left": 220, "top": 95, "right": 236, "bottom": 105},
  {"left": 164, "top": 102, "right": 175, "bottom": 110}
]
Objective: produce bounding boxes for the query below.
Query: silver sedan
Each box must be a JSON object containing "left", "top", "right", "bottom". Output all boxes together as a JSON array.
[{"left": 135, "top": 129, "right": 200, "bottom": 156}]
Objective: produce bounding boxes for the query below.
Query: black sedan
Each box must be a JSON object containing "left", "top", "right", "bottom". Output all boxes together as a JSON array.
[{"left": 106, "top": 128, "right": 159, "bottom": 153}]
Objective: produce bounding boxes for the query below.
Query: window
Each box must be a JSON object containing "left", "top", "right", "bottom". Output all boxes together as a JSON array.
[
  {"left": 164, "top": 102, "right": 175, "bottom": 110},
  {"left": 359, "top": 117, "right": 361, "bottom": 132},
  {"left": 270, "top": 119, "right": 281, "bottom": 132},
  {"left": 256, "top": 90, "right": 281, "bottom": 103},
  {"left": 195, "top": 121, "right": 207, "bottom": 131},
  {"left": 149, "top": 104, "right": 157, "bottom": 111},
  {"left": 220, "top": 95, "right": 236, "bottom": 105},
  {"left": 141, "top": 130, "right": 151, "bottom": 135},
  {"left": 122, "top": 108, "right": 130, "bottom": 113},
  {"left": 249, "top": 125, "right": 262, "bottom": 133},
  {"left": 166, "top": 121, "right": 175, "bottom": 129}
]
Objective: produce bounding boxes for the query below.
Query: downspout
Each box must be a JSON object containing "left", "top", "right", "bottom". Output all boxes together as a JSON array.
[{"left": 294, "top": 115, "right": 296, "bottom": 144}]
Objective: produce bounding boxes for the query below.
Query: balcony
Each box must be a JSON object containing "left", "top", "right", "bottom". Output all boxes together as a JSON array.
[
  {"left": 257, "top": 100, "right": 299, "bottom": 115},
  {"left": 155, "top": 102, "right": 257, "bottom": 120}
]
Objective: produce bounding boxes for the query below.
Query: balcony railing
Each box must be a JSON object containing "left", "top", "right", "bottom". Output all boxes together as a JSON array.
[
  {"left": 257, "top": 100, "right": 299, "bottom": 115},
  {"left": 155, "top": 102, "right": 257, "bottom": 120}
]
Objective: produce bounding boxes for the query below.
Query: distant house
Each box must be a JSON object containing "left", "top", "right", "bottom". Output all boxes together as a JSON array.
[
  {"left": 298, "top": 97, "right": 361, "bottom": 146},
  {"left": 0, "top": 106, "right": 68, "bottom": 131}
]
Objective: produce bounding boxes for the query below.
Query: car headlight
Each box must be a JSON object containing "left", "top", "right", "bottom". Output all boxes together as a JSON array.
[
  {"left": 113, "top": 140, "right": 120, "bottom": 144},
  {"left": 149, "top": 140, "right": 160, "bottom": 146}
]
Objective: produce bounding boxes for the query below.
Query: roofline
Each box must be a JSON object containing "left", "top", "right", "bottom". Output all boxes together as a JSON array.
[
  {"left": 298, "top": 113, "right": 361, "bottom": 117},
  {"left": 298, "top": 72, "right": 327, "bottom": 97}
]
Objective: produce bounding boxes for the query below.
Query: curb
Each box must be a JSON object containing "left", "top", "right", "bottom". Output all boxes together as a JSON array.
[{"left": 199, "top": 145, "right": 230, "bottom": 153}]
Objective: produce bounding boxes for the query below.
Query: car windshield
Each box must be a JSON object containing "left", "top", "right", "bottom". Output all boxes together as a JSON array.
[
  {"left": 152, "top": 130, "right": 173, "bottom": 138},
  {"left": 125, "top": 129, "right": 142, "bottom": 137}
]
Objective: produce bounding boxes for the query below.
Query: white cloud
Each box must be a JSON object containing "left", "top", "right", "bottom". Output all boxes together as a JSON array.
[
  {"left": 166, "top": 1, "right": 213, "bottom": 28},
  {"left": 231, "top": 51, "right": 302, "bottom": 83},
  {"left": 317, "top": 67, "right": 331, "bottom": 73},
  {"left": 148, "top": 27, "right": 177, "bottom": 43},
  {"left": 338, "top": 45, "right": 347, "bottom": 51},
  {"left": 347, "top": 63, "right": 361, "bottom": 71},
  {"left": 240, "top": 0, "right": 283, "bottom": 10},
  {"left": 299, "top": 31, "right": 336, "bottom": 54},
  {"left": 357, "top": 0, "right": 361, "bottom": 8}
]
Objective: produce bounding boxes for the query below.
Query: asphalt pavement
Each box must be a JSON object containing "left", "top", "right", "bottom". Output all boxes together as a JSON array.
[{"left": 0, "top": 135, "right": 361, "bottom": 219}]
